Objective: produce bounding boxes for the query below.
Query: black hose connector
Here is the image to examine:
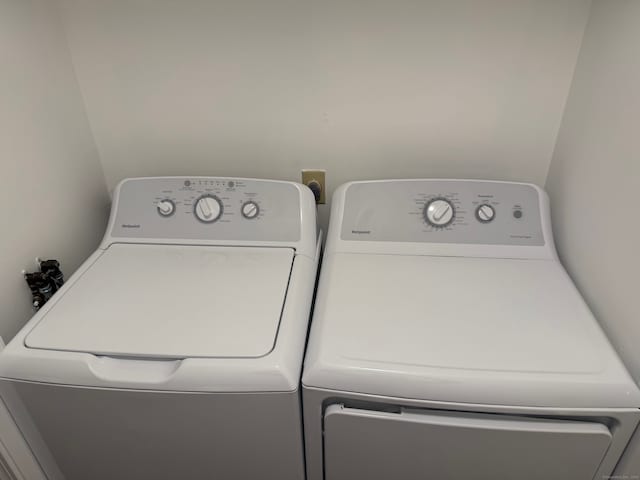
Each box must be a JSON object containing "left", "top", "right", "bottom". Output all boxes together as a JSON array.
[
  {"left": 306, "top": 180, "right": 322, "bottom": 203},
  {"left": 40, "top": 259, "right": 64, "bottom": 289},
  {"left": 25, "top": 259, "right": 64, "bottom": 311}
]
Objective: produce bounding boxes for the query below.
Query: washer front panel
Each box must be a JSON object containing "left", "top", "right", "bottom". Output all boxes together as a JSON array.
[
  {"left": 111, "top": 177, "right": 301, "bottom": 242},
  {"left": 340, "top": 180, "right": 544, "bottom": 246}
]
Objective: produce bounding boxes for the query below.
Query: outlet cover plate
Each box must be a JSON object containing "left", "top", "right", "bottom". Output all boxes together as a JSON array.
[{"left": 301, "top": 170, "right": 326, "bottom": 204}]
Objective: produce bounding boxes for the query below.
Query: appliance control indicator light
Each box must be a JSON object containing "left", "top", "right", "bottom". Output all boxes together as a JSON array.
[
  {"left": 424, "top": 199, "right": 455, "bottom": 227},
  {"left": 194, "top": 195, "right": 223, "bottom": 223},
  {"left": 157, "top": 199, "right": 175, "bottom": 217},
  {"left": 476, "top": 204, "right": 495, "bottom": 223},
  {"left": 241, "top": 201, "right": 260, "bottom": 219}
]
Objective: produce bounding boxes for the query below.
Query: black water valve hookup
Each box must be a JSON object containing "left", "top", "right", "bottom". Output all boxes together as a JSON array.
[
  {"left": 24, "top": 259, "right": 65, "bottom": 311},
  {"left": 39, "top": 259, "right": 64, "bottom": 289}
]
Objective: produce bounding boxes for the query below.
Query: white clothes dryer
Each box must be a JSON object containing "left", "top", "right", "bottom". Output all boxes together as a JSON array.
[
  {"left": 302, "top": 179, "right": 640, "bottom": 480},
  {"left": 0, "top": 176, "right": 320, "bottom": 480}
]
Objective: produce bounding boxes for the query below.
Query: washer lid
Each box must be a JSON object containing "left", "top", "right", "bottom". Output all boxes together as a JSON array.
[
  {"left": 303, "top": 253, "right": 640, "bottom": 408},
  {"left": 25, "top": 244, "right": 294, "bottom": 359}
]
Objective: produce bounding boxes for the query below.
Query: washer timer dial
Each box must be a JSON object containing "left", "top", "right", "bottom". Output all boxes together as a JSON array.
[
  {"left": 424, "top": 198, "right": 455, "bottom": 227},
  {"left": 194, "top": 195, "right": 223, "bottom": 223},
  {"left": 241, "top": 201, "right": 259, "bottom": 219}
]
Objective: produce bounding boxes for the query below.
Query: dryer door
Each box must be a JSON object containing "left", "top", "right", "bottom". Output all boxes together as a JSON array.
[{"left": 323, "top": 405, "right": 611, "bottom": 480}]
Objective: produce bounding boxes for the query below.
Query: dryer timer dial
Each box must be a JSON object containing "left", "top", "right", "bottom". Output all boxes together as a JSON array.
[{"left": 424, "top": 199, "right": 455, "bottom": 227}]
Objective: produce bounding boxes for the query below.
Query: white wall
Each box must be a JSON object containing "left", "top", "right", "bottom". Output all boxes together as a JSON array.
[
  {"left": 545, "top": 0, "right": 640, "bottom": 474},
  {"left": 59, "top": 0, "right": 590, "bottom": 224},
  {"left": 0, "top": 0, "right": 109, "bottom": 341},
  {"left": 547, "top": 0, "right": 640, "bottom": 386}
]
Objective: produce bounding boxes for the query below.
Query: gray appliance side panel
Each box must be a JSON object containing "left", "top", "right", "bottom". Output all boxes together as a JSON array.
[
  {"left": 12, "top": 381, "right": 304, "bottom": 480},
  {"left": 323, "top": 404, "right": 611, "bottom": 480}
]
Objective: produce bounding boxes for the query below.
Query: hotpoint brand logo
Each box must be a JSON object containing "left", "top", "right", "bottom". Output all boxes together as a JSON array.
[
  {"left": 121, "top": 224, "right": 141, "bottom": 229},
  {"left": 351, "top": 230, "right": 371, "bottom": 235}
]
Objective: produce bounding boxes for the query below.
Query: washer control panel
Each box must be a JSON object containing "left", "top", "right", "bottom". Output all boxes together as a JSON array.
[
  {"left": 111, "top": 177, "right": 301, "bottom": 241},
  {"left": 341, "top": 180, "right": 544, "bottom": 246}
]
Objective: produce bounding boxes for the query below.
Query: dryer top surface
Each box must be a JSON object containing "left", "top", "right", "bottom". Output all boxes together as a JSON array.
[{"left": 303, "top": 253, "right": 640, "bottom": 408}]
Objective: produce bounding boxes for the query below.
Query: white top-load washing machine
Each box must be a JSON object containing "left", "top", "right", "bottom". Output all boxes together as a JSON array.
[
  {"left": 0, "top": 176, "right": 319, "bottom": 480},
  {"left": 303, "top": 179, "right": 640, "bottom": 480}
]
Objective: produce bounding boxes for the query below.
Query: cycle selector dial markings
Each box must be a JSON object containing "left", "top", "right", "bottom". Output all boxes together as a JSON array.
[
  {"left": 194, "top": 195, "right": 223, "bottom": 223},
  {"left": 476, "top": 204, "right": 495, "bottom": 223},
  {"left": 157, "top": 199, "right": 175, "bottom": 217},
  {"left": 424, "top": 198, "right": 455, "bottom": 227},
  {"left": 241, "top": 201, "right": 260, "bottom": 219}
]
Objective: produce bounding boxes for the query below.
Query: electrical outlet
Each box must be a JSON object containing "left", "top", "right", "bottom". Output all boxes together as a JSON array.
[{"left": 301, "top": 170, "right": 326, "bottom": 204}]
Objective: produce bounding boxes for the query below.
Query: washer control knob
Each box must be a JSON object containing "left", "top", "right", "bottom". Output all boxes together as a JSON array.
[
  {"left": 157, "top": 199, "right": 175, "bottom": 217},
  {"left": 424, "top": 199, "right": 455, "bottom": 227},
  {"left": 476, "top": 204, "right": 495, "bottom": 223},
  {"left": 194, "top": 195, "right": 223, "bottom": 223},
  {"left": 241, "top": 201, "right": 259, "bottom": 219}
]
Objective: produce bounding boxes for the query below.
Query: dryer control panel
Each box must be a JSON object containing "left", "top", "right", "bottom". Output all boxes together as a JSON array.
[
  {"left": 340, "top": 180, "right": 545, "bottom": 246},
  {"left": 108, "top": 177, "right": 306, "bottom": 243}
]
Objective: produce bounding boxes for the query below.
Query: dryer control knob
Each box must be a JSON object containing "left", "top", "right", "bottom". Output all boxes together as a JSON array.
[
  {"left": 157, "top": 199, "right": 175, "bottom": 217},
  {"left": 241, "top": 201, "right": 259, "bottom": 219},
  {"left": 476, "top": 204, "right": 495, "bottom": 223},
  {"left": 424, "top": 199, "right": 455, "bottom": 227},
  {"left": 194, "top": 195, "right": 223, "bottom": 223}
]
